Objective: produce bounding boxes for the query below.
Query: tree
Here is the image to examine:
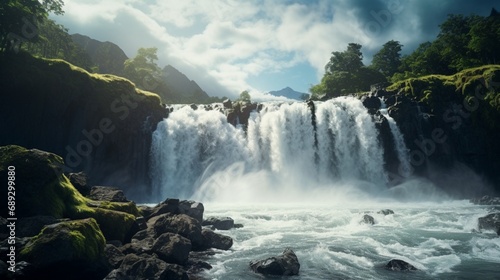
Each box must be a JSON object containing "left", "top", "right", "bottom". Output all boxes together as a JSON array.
[
  {"left": 0, "top": 0, "right": 64, "bottom": 53},
  {"left": 325, "top": 43, "right": 363, "bottom": 74},
  {"left": 238, "top": 90, "right": 251, "bottom": 102},
  {"left": 311, "top": 43, "right": 386, "bottom": 99},
  {"left": 370, "top": 40, "right": 403, "bottom": 79},
  {"left": 123, "top": 47, "right": 163, "bottom": 90}
]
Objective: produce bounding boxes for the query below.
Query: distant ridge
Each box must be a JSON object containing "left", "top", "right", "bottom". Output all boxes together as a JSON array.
[{"left": 268, "top": 87, "right": 309, "bottom": 100}]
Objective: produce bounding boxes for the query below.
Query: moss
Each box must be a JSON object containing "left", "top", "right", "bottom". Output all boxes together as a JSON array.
[
  {"left": 388, "top": 65, "right": 500, "bottom": 127},
  {"left": 20, "top": 218, "right": 106, "bottom": 266},
  {"left": 86, "top": 200, "right": 141, "bottom": 217},
  {"left": 0, "top": 145, "right": 137, "bottom": 243}
]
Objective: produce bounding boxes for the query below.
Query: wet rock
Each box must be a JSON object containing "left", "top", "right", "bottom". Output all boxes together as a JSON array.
[
  {"left": 151, "top": 233, "right": 192, "bottom": 265},
  {"left": 67, "top": 172, "right": 91, "bottom": 196},
  {"left": 362, "top": 214, "right": 375, "bottom": 225},
  {"left": 385, "top": 259, "right": 417, "bottom": 271},
  {"left": 89, "top": 186, "right": 128, "bottom": 202},
  {"left": 179, "top": 200, "right": 204, "bottom": 223},
  {"left": 478, "top": 213, "right": 500, "bottom": 235},
  {"left": 201, "top": 228, "right": 233, "bottom": 250},
  {"left": 222, "top": 99, "right": 232, "bottom": 109},
  {"left": 149, "top": 199, "right": 180, "bottom": 219},
  {"left": 202, "top": 217, "right": 234, "bottom": 230},
  {"left": 361, "top": 95, "right": 381, "bottom": 111},
  {"left": 104, "top": 254, "right": 188, "bottom": 280},
  {"left": 147, "top": 213, "right": 203, "bottom": 249},
  {"left": 249, "top": 248, "right": 300, "bottom": 276},
  {"left": 377, "top": 209, "right": 395, "bottom": 215},
  {"left": 104, "top": 244, "right": 125, "bottom": 269}
]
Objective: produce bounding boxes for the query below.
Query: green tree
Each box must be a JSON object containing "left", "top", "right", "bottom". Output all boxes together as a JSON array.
[
  {"left": 0, "top": 0, "right": 64, "bottom": 53},
  {"left": 370, "top": 40, "right": 403, "bottom": 79},
  {"left": 238, "top": 90, "right": 251, "bottom": 102},
  {"left": 123, "top": 47, "right": 163, "bottom": 90},
  {"left": 325, "top": 43, "right": 363, "bottom": 74},
  {"left": 311, "top": 43, "right": 385, "bottom": 99}
]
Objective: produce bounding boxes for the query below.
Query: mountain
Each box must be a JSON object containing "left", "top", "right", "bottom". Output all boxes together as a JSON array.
[
  {"left": 71, "top": 34, "right": 127, "bottom": 75},
  {"left": 162, "top": 65, "right": 210, "bottom": 103},
  {"left": 268, "top": 87, "right": 309, "bottom": 100}
]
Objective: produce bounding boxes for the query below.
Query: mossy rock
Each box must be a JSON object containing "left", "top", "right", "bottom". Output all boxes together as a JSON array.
[
  {"left": 0, "top": 145, "right": 138, "bottom": 243},
  {"left": 0, "top": 145, "right": 88, "bottom": 218},
  {"left": 19, "top": 218, "right": 106, "bottom": 267}
]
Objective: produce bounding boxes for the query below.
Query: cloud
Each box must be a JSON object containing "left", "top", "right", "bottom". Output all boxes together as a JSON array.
[{"left": 54, "top": 0, "right": 498, "bottom": 99}]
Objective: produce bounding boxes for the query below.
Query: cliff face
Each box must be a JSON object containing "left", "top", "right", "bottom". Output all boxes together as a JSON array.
[
  {"left": 384, "top": 65, "right": 500, "bottom": 195},
  {"left": 0, "top": 52, "right": 168, "bottom": 199}
]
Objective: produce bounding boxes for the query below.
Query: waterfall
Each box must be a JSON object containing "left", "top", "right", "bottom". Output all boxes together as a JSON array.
[
  {"left": 150, "top": 97, "right": 393, "bottom": 202},
  {"left": 380, "top": 99, "right": 412, "bottom": 178}
]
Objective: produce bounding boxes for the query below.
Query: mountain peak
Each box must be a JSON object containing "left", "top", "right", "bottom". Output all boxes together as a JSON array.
[{"left": 268, "top": 87, "right": 309, "bottom": 100}]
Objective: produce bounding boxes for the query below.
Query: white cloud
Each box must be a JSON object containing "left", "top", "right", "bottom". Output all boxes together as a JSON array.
[{"left": 55, "top": 0, "right": 497, "bottom": 99}]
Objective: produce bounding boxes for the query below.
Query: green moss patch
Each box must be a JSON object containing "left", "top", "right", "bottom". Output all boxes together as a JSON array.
[{"left": 20, "top": 218, "right": 106, "bottom": 267}]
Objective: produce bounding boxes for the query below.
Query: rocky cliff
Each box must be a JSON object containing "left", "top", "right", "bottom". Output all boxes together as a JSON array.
[{"left": 0, "top": 52, "right": 168, "bottom": 199}]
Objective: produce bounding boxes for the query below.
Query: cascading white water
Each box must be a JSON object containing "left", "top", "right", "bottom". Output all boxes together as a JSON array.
[
  {"left": 150, "top": 97, "right": 390, "bottom": 202},
  {"left": 380, "top": 99, "right": 412, "bottom": 178}
]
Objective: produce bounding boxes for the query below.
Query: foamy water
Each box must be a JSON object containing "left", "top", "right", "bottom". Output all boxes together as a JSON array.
[{"left": 199, "top": 200, "right": 499, "bottom": 279}]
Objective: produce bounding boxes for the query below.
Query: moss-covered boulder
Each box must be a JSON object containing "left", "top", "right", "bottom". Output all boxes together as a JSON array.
[
  {"left": 0, "top": 145, "right": 139, "bottom": 243},
  {"left": 19, "top": 218, "right": 108, "bottom": 279}
]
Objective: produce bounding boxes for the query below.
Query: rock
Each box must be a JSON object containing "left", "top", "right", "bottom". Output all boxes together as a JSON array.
[
  {"left": 201, "top": 228, "right": 233, "bottom": 250},
  {"left": 222, "top": 99, "right": 232, "bottom": 109},
  {"left": 104, "top": 244, "right": 126, "bottom": 269},
  {"left": 89, "top": 186, "right": 128, "bottom": 202},
  {"left": 131, "top": 229, "right": 150, "bottom": 242},
  {"left": 190, "top": 104, "right": 198, "bottom": 110},
  {"left": 202, "top": 217, "right": 234, "bottom": 230},
  {"left": 470, "top": 196, "right": 500, "bottom": 205},
  {"left": 149, "top": 199, "right": 180, "bottom": 220},
  {"left": 385, "top": 259, "right": 417, "bottom": 271},
  {"left": 234, "top": 223, "right": 244, "bottom": 228},
  {"left": 104, "top": 254, "right": 188, "bottom": 280},
  {"left": 119, "top": 237, "right": 154, "bottom": 255},
  {"left": 137, "top": 205, "right": 154, "bottom": 219},
  {"left": 361, "top": 95, "right": 381, "bottom": 111},
  {"left": 478, "top": 213, "right": 500, "bottom": 235},
  {"left": 377, "top": 209, "right": 395, "bottom": 215},
  {"left": 19, "top": 218, "right": 108, "bottom": 279},
  {"left": 362, "top": 214, "right": 375, "bottom": 225},
  {"left": 17, "top": 215, "right": 59, "bottom": 237},
  {"left": 249, "top": 248, "right": 300, "bottom": 276},
  {"left": 147, "top": 213, "right": 203, "bottom": 249},
  {"left": 151, "top": 233, "right": 192, "bottom": 265},
  {"left": 179, "top": 200, "right": 204, "bottom": 223},
  {"left": 68, "top": 172, "right": 91, "bottom": 196}
]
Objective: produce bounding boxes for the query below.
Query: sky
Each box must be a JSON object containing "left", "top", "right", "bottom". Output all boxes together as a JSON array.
[{"left": 51, "top": 0, "right": 497, "bottom": 100}]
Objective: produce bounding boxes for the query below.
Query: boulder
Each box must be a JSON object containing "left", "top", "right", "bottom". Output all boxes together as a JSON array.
[
  {"left": 119, "top": 237, "right": 154, "bottom": 255},
  {"left": 68, "top": 172, "right": 91, "bottom": 196},
  {"left": 151, "top": 233, "right": 192, "bottom": 265},
  {"left": 478, "top": 213, "right": 500, "bottom": 235},
  {"left": 362, "top": 214, "right": 375, "bottom": 225},
  {"left": 179, "top": 200, "right": 204, "bottom": 223},
  {"left": 361, "top": 95, "right": 381, "bottom": 111},
  {"left": 104, "top": 254, "right": 188, "bottom": 280},
  {"left": 222, "top": 99, "right": 232, "bottom": 109},
  {"left": 385, "top": 259, "right": 417, "bottom": 271},
  {"left": 377, "top": 209, "right": 395, "bottom": 215},
  {"left": 89, "top": 186, "right": 128, "bottom": 202},
  {"left": 201, "top": 228, "right": 233, "bottom": 250},
  {"left": 149, "top": 199, "right": 180, "bottom": 220},
  {"left": 147, "top": 213, "right": 203, "bottom": 249},
  {"left": 19, "top": 218, "right": 108, "bottom": 279},
  {"left": 202, "top": 217, "right": 234, "bottom": 230},
  {"left": 104, "top": 244, "right": 126, "bottom": 269},
  {"left": 249, "top": 248, "right": 300, "bottom": 276}
]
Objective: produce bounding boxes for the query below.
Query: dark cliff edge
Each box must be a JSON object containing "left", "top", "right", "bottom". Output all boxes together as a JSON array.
[
  {"left": 383, "top": 65, "right": 500, "bottom": 196},
  {"left": 0, "top": 52, "right": 168, "bottom": 200}
]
